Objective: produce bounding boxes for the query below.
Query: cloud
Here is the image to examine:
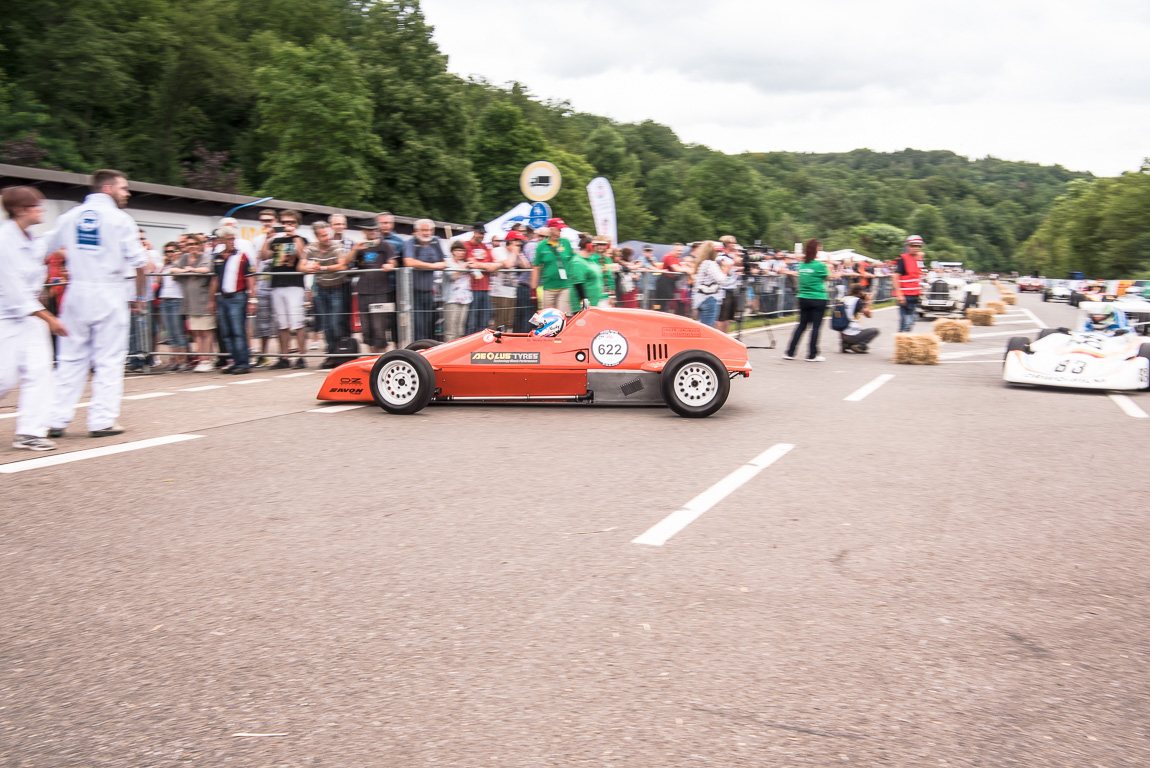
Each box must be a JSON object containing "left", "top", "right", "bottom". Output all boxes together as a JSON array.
[{"left": 423, "top": 0, "right": 1150, "bottom": 175}]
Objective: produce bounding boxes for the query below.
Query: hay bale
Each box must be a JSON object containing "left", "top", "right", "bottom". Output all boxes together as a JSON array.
[
  {"left": 933, "top": 318, "right": 971, "bottom": 343},
  {"left": 893, "top": 333, "right": 940, "bottom": 365},
  {"left": 966, "top": 308, "right": 995, "bottom": 326},
  {"left": 987, "top": 300, "right": 1007, "bottom": 314},
  {"left": 1001, "top": 293, "right": 1017, "bottom": 305}
]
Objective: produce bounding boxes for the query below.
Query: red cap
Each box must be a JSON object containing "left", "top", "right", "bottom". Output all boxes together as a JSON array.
[
  {"left": 545, "top": 217, "right": 566, "bottom": 230},
  {"left": 504, "top": 231, "right": 525, "bottom": 241}
]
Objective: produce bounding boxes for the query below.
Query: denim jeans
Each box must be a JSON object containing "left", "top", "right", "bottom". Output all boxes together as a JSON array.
[
  {"left": 898, "top": 294, "right": 919, "bottom": 332},
  {"left": 466, "top": 290, "right": 493, "bottom": 335},
  {"left": 217, "top": 293, "right": 250, "bottom": 368},
  {"left": 160, "top": 297, "right": 186, "bottom": 348},
  {"left": 312, "top": 285, "right": 346, "bottom": 354},
  {"left": 696, "top": 295, "right": 719, "bottom": 327},
  {"left": 413, "top": 290, "right": 437, "bottom": 342}
]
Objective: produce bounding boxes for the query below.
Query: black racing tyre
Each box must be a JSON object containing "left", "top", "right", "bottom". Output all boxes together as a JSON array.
[
  {"left": 1042, "top": 291, "right": 1049, "bottom": 302},
  {"left": 368, "top": 349, "right": 435, "bottom": 415},
  {"left": 1037, "top": 328, "right": 1067, "bottom": 340},
  {"left": 660, "top": 350, "right": 731, "bottom": 418},
  {"left": 406, "top": 339, "right": 441, "bottom": 351},
  {"left": 1005, "top": 336, "right": 1030, "bottom": 359}
]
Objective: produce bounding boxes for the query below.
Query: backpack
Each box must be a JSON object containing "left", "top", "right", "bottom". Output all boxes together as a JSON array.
[{"left": 830, "top": 300, "right": 851, "bottom": 331}]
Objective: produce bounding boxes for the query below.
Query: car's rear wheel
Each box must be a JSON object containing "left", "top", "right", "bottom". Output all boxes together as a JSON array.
[
  {"left": 1005, "top": 336, "right": 1030, "bottom": 360},
  {"left": 369, "top": 349, "right": 435, "bottom": 414},
  {"left": 661, "top": 350, "right": 730, "bottom": 418},
  {"left": 406, "top": 339, "right": 441, "bottom": 351},
  {"left": 1042, "top": 291, "right": 1049, "bottom": 302}
]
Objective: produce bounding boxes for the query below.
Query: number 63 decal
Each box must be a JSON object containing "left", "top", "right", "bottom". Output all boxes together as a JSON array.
[{"left": 1054, "top": 359, "right": 1086, "bottom": 374}]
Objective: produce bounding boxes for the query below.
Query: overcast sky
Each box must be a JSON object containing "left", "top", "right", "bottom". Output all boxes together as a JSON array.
[{"left": 422, "top": 0, "right": 1149, "bottom": 177}]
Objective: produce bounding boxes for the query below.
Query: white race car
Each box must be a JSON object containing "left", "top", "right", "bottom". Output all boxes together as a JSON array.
[
  {"left": 1042, "top": 281, "right": 1073, "bottom": 303},
  {"left": 1003, "top": 304, "right": 1150, "bottom": 390},
  {"left": 1111, "top": 289, "right": 1150, "bottom": 335}
]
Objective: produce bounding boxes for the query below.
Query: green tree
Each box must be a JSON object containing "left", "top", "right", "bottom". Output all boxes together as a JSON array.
[
  {"left": 582, "top": 124, "right": 639, "bottom": 179},
  {"left": 660, "top": 198, "right": 714, "bottom": 243},
  {"left": 684, "top": 154, "right": 766, "bottom": 243},
  {"left": 548, "top": 148, "right": 595, "bottom": 232},
  {"left": 611, "top": 173, "right": 654, "bottom": 242},
  {"left": 254, "top": 35, "right": 382, "bottom": 207},
  {"left": 852, "top": 222, "right": 907, "bottom": 259},
  {"left": 908, "top": 204, "right": 948, "bottom": 243},
  {"left": 469, "top": 102, "right": 547, "bottom": 218}
]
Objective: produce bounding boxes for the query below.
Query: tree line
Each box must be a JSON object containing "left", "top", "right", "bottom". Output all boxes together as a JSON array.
[{"left": 3, "top": 0, "right": 1134, "bottom": 275}]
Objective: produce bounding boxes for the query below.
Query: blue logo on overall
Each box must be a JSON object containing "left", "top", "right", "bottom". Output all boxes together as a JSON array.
[{"left": 77, "top": 211, "right": 101, "bottom": 246}]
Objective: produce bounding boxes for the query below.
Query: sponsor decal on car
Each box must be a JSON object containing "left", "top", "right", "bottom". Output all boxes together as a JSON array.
[
  {"left": 340, "top": 377, "right": 362, "bottom": 385},
  {"left": 661, "top": 327, "right": 701, "bottom": 338},
  {"left": 330, "top": 387, "right": 364, "bottom": 394},
  {"left": 471, "top": 351, "right": 540, "bottom": 364},
  {"left": 591, "top": 330, "right": 628, "bottom": 367}
]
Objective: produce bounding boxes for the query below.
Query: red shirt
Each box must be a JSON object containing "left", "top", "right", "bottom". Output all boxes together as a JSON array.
[
  {"left": 464, "top": 240, "right": 493, "bottom": 291},
  {"left": 661, "top": 253, "right": 681, "bottom": 272}
]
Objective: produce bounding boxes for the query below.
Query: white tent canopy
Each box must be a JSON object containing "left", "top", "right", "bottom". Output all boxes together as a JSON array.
[{"left": 818, "top": 248, "right": 882, "bottom": 263}]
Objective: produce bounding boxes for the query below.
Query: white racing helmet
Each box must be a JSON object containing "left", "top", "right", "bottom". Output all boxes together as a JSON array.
[{"left": 529, "top": 307, "right": 566, "bottom": 337}]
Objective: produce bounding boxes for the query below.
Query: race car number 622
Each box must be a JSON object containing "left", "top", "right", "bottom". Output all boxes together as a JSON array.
[{"left": 591, "top": 330, "right": 628, "bottom": 367}]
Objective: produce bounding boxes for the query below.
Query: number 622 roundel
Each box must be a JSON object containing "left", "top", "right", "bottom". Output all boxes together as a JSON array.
[{"left": 591, "top": 330, "right": 628, "bottom": 367}]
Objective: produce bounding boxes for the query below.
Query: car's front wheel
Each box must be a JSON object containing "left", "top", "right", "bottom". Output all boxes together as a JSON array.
[
  {"left": 661, "top": 350, "right": 731, "bottom": 418},
  {"left": 369, "top": 349, "right": 435, "bottom": 414},
  {"left": 1005, "top": 336, "right": 1031, "bottom": 360}
]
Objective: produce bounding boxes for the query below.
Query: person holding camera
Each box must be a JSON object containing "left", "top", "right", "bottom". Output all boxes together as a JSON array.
[
  {"left": 261, "top": 210, "right": 309, "bottom": 369},
  {"left": 839, "top": 284, "right": 879, "bottom": 353},
  {"left": 351, "top": 218, "right": 399, "bottom": 354}
]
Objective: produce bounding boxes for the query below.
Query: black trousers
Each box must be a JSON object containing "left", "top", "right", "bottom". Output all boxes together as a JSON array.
[
  {"left": 841, "top": 327, "right": 880, "bottom": 350},
  {"left": 786, "top": 298, "right": 828, "bottom": 359}
]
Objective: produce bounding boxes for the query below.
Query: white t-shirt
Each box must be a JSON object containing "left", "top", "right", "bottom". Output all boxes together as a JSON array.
[
  {"left": 158, "top": 262, "right": 183, "bottom": 299},
  {"left": 843, "top": 295, "right": 863, "bottom": 336},
  {"left": 489, "top": 246, "right": 517, "bottom": 299},
  {"left": 126, "top": 248, "right": 160, "bottom": 300}
]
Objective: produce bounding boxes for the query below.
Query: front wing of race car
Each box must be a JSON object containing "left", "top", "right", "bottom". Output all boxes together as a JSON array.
[{"left": 1003, "top": 335, "right": 1150, "bottom": 390}]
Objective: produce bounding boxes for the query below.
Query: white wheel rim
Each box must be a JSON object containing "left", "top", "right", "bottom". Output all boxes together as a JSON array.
[
  {"left": 674, "top": 363, "right": 719, "bottom": 407},
  {"left": 377, "top": 360, "right": 420, "bottom": 406}
]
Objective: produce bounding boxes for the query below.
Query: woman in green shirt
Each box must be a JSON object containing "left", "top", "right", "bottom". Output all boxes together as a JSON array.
[{"left": 783, "top": 238, "right": 834, "bottom": 361}]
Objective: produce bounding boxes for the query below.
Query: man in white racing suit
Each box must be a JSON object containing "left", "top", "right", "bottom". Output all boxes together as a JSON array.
[{"left": 44, "top": 169, "right": 148, "bottom": 437}]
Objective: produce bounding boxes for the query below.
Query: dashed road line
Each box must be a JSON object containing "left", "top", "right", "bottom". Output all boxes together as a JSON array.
[
  {"left": 122, "top": 392, "right": 175, "bottom": 401},
  {"left": 277, "top": 372, "right": 317, "bottom": 378},
  {"left": 307, "top": 405, "right": 366, "bottom": 413},
  {"left": 178, "top": 385, "right": 225, "bottom": 392},
  {"left": 633, "top": 444, "right": 795, "bottom": 547},
  {"left": 844, "top": 374, "right": 895, "bottom": 402},
  {"left": 940, "top": 348, "right": 1008, "bottom": 360},
  {"left": 230, "top": 378, "right": 271, "bottom": 385},
  {"left": 968, "top": 328, "right": 1040, "bottom": 339},
  {"left": 1108, "top": 394, "right": 1148, "bottom": 419},
  {"left": 0, "top": 434, "right": 204, "bottom": 474},
  {"left": 1017, "top": 307, "right": 1048, "bottom": 328}
]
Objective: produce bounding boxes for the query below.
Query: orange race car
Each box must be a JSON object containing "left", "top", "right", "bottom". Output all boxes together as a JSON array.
[{"left": 316, "top": 306, "right": 752, "bottom": 418}]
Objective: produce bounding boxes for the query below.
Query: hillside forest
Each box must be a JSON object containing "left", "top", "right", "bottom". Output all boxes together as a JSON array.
[{"left": 1, "top": 0, "right": 1146, "bottom": 276}]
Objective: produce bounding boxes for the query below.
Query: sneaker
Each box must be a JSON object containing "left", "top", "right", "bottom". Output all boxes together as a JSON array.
[
  {"left": 232, "top": 367, "right": 251, "bottom": 375},
  {"left": 89, "top": 422, "right": 126, "bottom": 437},
  {"left": 193, "top": 360, "right": 215, "bottom": 373},
  {"left": 214, "top": 358, "right": 228, "bottom": 369},
  {"left": 13, "top": 435, "right": 57, "bottom": 451},
  {"left": 47, "top": 427, "right": 65, "bottom": 438},
  {"left": 294, "top": 358, "right": 307, "bottom": 369},
  {"left": 320, "top": 357, "right": 337, "bottom": 369},
  {"left": 806, "top": 356, "right": 827, "bottom": 362},
  {"left": 221, "top": 365, "right": 236, "bottom": 374},
  {"left": 254, "top": 357, "right": 269, "bottom": 368},
  {"left": 781, "top": 353, "right": 795, "bottom": 360},
  {"left": 271, "top": 358, "right": 291, "bottom": 370}
]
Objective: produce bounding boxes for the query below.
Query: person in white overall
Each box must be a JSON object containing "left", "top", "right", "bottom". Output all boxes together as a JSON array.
[
  {"left": 0, "top": 186, "right": 68, "bottom": 451},
  {"left": 43, "top": 170, "right": 147, "bottom": 438}
]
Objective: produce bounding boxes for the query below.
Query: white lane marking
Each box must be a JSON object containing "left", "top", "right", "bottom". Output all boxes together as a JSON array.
[
  {"left": 1018, "top": 307, "right": 1048, "bottom": 329},
  {"left": 969, "top": 328, "right": 1040, "bottom": 339},
  {"left": 307, "top": 405, "right": 366, "bottom": 413},
  {"left": 0, "top": 434, "right": 204, "bottom": 474},
  {"left": 178, "top": 385, "right": 225, "bottom": 392},
  {"left": 940, "top": 348, "right": 1011, "bottom": 360},
  {"left": 230, "top": 378, "right": 271, "bottom": 385},
  {"left": 277, "top": 372, "right": 316, "bottom": 378},
  {"left": 1109, "top": 394, "right": 1149, "bottom": 419},
  {"left": 992, "top": 319, "right": 1041, "bottom": 325},
  {"left": 844, "top": 374, "right": 895, "bottom": 402},
  {"left": 940, "top": 360, "right": 1005, "bottom": 364},
  {"left": 633, "top": 444, "right": 795, "bottom": 547},
  {"left": 122, "top": 392, "right": 174, "bottom": 401}
]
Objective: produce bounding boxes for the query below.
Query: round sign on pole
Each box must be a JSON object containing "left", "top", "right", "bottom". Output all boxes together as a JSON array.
[
  {"left": 527, "top": 202, "right": 552, "bottom": 228},
  {"left": 520, "top": 161, "right": 562, "bottom": 202}
]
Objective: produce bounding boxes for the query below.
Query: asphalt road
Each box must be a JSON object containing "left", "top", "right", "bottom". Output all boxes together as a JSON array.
[{"left": 3, "top": 286, "right": 1148, "bottom": 767}]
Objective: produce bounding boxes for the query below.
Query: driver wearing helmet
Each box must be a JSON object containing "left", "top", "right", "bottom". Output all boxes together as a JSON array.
[
  {"left": 529, "top": 307, "right": 566, "bottom": 337},
  {"left": 1084, "top": 304, "right": 1131, "bottom": 335}
]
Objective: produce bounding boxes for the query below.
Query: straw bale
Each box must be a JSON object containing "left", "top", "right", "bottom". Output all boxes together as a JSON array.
[
  {"left": 966, "top": 308, "right": 995, "bottom": 326},
  {"left": 987, "top": 300, "right": 1007, "bottom": 314},
  {"left": 893, "top": 333, "right": 940, "bottom": 365},
  {"left": 1001, "top": 293, "right": 1017, "bottom": 305},
  {"left": 933, "top": 318, "right": 971, "bottom": 343}
]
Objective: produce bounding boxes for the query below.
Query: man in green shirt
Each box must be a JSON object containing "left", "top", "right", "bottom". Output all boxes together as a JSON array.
[
  {"left": 531, "top": 217, "right": 575, "bottom": 315},
  {"left": 569, "top": 248, "right": 604, "bottom": 310}
]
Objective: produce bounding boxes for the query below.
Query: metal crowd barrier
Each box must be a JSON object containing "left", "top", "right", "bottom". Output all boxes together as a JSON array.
[{"left": 40, "top": 269, "right": 896, "bottom": 374}]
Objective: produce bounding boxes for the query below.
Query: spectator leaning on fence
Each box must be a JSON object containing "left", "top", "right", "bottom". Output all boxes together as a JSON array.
[
  {"left": 402, "top": 218, "right": 447, "bottom": 342},
  {"left": 209, "top": 226, "right": 254, "bottom": 374},
  {"left": 0, "top": 186, "right": 68, "bottom": 452},
  {"left": 249, "top": 209, "right": 279, "bottom": 366},
  {"left": 351, "top": 218, "right": 399, "bottom": 354},
  {"left": 173, "top": 233, "right": 216, "bottom": 372},
  {"left": 489, "top": 233, "right": 518, "bottom": 330},
  {"left": 655, "top": 243, "right": 686, "bottom": 313},
  {"left": 442, "top": 241, "right": 471, "bottom": 341},
  {"left": 533, "top": 219, "right": 575, "bottom": 315},
  {"left": 716, "top": 236, "right": 742, "bottom": 332},
  {"left": 691, "top": 241, "right": 727, "bottom": 327},
  {"left": 157, "top": 241, "right": 189, "bottom": 371},
  {"left": 783, "top": 238, "right": 833, "bottom": 362},
  {"left": 301, "top": 221, "right": 351, "bottom": 369},
  {"left": 262, "top": 210, "right": 309, "bottom": 369},
  {"left": 463, "top": 222, "right": 496, "bottom": 335},
  {"left": 505, "top": 231, "right": 536, "bottom": 333}
]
